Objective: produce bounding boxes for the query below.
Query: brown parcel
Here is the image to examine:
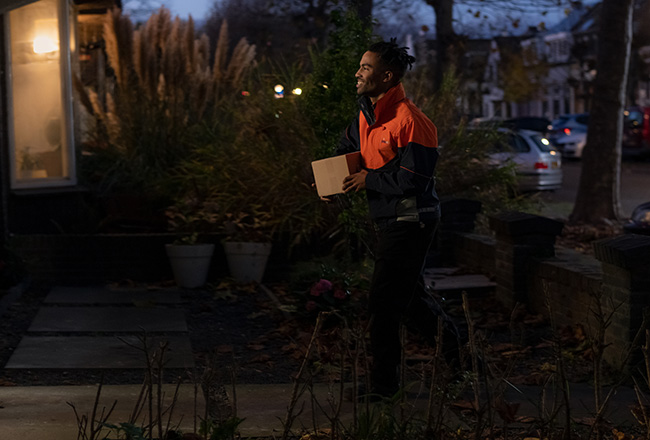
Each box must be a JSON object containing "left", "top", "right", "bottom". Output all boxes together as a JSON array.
[{"left": 311, "top": 152, "right": 362, "bottom": 198}]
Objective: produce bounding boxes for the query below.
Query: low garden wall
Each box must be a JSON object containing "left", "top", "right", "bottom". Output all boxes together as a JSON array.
[
  {"left": 445, "top": 205, "right": 650, "bottom": 369},
  {"left": 8, "top": 232, "right": 295, "bottom": 285},
  {"left": 9, "top": 233, "right": 228, "bottom": 284}
]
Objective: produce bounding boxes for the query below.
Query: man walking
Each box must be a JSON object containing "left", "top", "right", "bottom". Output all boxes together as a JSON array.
[{"left": 336, "top": 39, "right": 459, "bottom": 398}]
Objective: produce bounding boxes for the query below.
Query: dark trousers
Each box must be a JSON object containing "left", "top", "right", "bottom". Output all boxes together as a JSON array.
[{"left": 368, "top": 219, "right": 459, "bottom": 393}]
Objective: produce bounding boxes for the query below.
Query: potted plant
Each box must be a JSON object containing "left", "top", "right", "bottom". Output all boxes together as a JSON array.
[
  {"left": 164, "top": 199, "right": 219, "bottom": 289},
  {"left": 19, "top": 147, "right": 47, "bottom": 179},
  {"left": 222, "top": 209, "right": 274, "bottom": 284}
]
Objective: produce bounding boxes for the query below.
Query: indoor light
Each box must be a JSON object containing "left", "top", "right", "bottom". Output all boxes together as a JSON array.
[{"left": 33, "top": 35, "right": 57, "bottom": 54}]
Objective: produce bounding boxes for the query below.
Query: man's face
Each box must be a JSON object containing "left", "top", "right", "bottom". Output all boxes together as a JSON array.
[{"left": 356, "top": 51, "right": 390, "bottom": 101}]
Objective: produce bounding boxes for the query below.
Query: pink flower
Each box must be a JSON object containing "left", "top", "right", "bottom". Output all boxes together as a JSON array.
[
  {"left": 305, "top": 300, "right": 318, "bottom": 312},
  {"left": 310, "top": 279, "right": 332, "bottom": 297},
  {"left": 333, "top": 288, "right": 347, "bottom": 300}
]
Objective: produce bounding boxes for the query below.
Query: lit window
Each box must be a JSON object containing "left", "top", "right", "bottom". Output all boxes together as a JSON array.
[{"left": 6, "top": 0, "right": 76, "bottom": 188}]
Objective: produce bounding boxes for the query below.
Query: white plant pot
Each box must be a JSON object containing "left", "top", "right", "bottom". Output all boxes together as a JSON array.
[
  {"left": 223, "top": 241, "right": 272, "bottom": 283},
  {"left": 165, "top": 243, "right": 215, "bottom": 288}
]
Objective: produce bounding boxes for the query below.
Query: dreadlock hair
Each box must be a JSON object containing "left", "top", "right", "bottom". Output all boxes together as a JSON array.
[{"left": 368, "top": 38, "right": 416, "bottom": 81}]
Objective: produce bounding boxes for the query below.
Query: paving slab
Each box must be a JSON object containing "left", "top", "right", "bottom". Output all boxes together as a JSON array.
[
  {"left": 44, "top": 286, "right": 184, "bottom": 305},
  {"left": 5, "top": 335, "right": 194, "bottom": 369},
  {"left": 28, "top": 306, "right": 188, "bottom": 332}
]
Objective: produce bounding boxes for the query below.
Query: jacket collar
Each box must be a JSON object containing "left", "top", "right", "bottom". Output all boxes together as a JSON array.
[{"left": 359, "top": 83, "right": 406, "bottom": 126}]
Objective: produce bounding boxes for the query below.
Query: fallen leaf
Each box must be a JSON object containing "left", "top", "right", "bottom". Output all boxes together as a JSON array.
[
  {"left": 612, "top": 428, "right": 634, "bottom": 439},
  {"left": 452, "top": 399, "right": 478, "bottom": 411},
  {"left": 494, "top": 397, "right": 520, "bottom": 423},
  {"left": 213, "top": 289, "right": 237, "bottom": 301},
  {"left": 516, "top": 416, "right": 537, "bottom": 423},
  {"left": 216, "top": 345, "right": 233, "bottom": 354},
  {"left": 247, "top": 343, "right": 265, "bottom": 351},
  {"left": 574, "top": 323, "right": 586, "bottom": 341},
  {"left": 491, "top": 342, "right": 515, "bottom": 352},
  {"left": 501, "top": 348, "right": 530, "bottom": 357},
  {"left": 540, "top": 362, "right": 556, "bottom": 372},
  {"left": 249, "top": 354, "right": 272, "bottom": 363},
  {"left": 575, "top": 417, "right": 597, "bottom": 426}
]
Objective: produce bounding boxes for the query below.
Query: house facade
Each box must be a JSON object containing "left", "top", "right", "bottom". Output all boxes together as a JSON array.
[
  {"left": 480, "top": 3, "right": 600, "bottom": 121},
  {"left": 478, "top": 1, "right": 650, "bottom": 122},
  {"left": 0, "top": 0, "right": 118, "bottom": 238}
]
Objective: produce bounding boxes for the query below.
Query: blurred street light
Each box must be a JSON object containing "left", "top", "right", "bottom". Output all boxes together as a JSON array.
[{"left": 274, "top": 84, "right": 284, "bottom": 98}]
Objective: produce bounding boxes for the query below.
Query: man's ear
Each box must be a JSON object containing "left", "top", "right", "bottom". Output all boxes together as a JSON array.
[{"left": 383, "top": 70, "right": 394, "bottom": 84}]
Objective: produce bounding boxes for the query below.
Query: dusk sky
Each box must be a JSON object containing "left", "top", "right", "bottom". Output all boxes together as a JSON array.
[
  {"left": 167, "top": 0, "right": 213, "bottom": 19},
  {"left": 125, "top": 0, "right": 594, "bottom": 38}
]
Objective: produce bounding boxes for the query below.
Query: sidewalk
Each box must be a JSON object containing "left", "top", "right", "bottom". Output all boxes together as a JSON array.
[
  {"left": 0, "top": 278, "right": 646, "bottom": 438},
  {"left": 0, "top": 380, "right": 643, "bottom": 438}
]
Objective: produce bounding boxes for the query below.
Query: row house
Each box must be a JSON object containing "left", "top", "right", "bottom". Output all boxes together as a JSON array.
[
  {"left": 479, "top": 0, "right": 650, "bottom": 121},
  {"left": 0, "top": 0, "right": 119, "bottom": 237},
  {"left": 480, "top": 2, "right": 600, "bottom": 121}
]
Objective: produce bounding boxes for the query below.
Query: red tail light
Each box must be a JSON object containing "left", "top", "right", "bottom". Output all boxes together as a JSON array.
[
  {"left": 563, "top": 127, "right": 571, "bottom": 135},
  {"left": 535, "top": 161, "right": 549, "bottom": 169}
]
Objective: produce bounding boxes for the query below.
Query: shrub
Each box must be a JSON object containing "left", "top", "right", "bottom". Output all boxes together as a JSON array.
[
  {"left": 77, "top": 8, "right": 255, "bottom": 199},
  {"left": 406, "top": 69, "right": 532, "bottom": 229}
]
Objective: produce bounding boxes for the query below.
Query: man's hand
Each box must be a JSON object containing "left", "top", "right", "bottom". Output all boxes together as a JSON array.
[
  {"left": 342, "top": 169, "right": 368, "bottom": 193},
  {"left": 312, "top": 183, "right": 333, "bottom": 202}
]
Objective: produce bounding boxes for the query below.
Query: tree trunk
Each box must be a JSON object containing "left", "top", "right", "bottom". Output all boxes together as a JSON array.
[
  {"left": 569, "top": 0, "right": 633, "bottom": 223},
  {"left": 427, "top": 0, "right": 455, "bottom": 91}
]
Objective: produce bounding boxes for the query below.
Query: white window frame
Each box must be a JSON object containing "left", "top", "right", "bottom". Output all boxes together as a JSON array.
[{"left": 4, "top": 0, "right": 77, "bottom": 190}]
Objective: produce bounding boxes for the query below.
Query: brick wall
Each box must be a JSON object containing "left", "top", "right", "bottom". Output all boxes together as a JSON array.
[{"left": 451, "top": 211, "right": 650, "bottom": 369}]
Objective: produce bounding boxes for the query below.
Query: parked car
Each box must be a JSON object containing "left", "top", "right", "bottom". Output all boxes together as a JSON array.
[
  {"left": 504, "top": 116, "right": 552, "bottom": 135},
  {"left": 623, "top": 106, "right": 650, "bottom": 158},
  {"left": 553, "top": 130, "right": 587, "bottom": 158},
  {"left": 623, "top": 201, "right": 650, "bottom": 235},
  {"left": 549, "top": 113, "right": 589, "bottom": 158},
  {"left": 482, "top": 128, "right": 563, "bottom": 192},
  {"left": 550, "top": 113, "right": 589, "bottom": 135}
]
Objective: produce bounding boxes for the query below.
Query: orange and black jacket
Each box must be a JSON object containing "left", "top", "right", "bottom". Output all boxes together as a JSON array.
[{"left": 337, "top": 83, "right": 440, "bottom": 224}]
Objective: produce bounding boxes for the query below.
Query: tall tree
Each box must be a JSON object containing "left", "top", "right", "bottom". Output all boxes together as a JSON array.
[
  {"left": 347, "top": 0, "right": 372, "bottom": 22},
  {"left": 570, "top": 0, "right": 634, "bottom": 223},
  {"left": 426, "top": 0, "right": 456, "bottom": 91},
  {"left": 204, "top": 0, "right": 370, "bottom": 62}
]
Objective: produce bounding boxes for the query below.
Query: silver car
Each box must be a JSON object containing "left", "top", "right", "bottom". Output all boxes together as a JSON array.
[{"left": 489, "top": 128, "right": 563, "bottom": 192}]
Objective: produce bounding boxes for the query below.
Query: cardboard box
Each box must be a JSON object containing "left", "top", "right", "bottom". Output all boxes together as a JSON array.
[{"left": 311, "top": 152, "right": 361, "bottom": 198}]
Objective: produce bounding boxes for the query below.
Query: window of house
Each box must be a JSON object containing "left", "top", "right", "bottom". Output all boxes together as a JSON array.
[{"left": 6, "top": 0, "right": 76, "bottom": 189}]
